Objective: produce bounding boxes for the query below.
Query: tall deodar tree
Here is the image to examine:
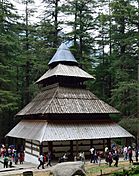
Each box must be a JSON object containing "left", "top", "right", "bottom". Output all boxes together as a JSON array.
[
  {"left": 17, "top": 0, "right": 36, "bottom": 106},
  {"left": 0, "top": 0, "right": 20, "bottom": 141}
]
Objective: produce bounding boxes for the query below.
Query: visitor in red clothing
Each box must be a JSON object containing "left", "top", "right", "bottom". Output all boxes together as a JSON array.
[{"left": 19, "top": 151, "right": 24, "bottom": 164}]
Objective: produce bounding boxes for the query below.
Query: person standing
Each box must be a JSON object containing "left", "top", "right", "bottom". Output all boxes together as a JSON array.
[
  {"left": 113, "top": 150, "right": 119, "bottom": 167},
  {"left": 104, "top": 146, "right": 109, "bottom": 164},
  {"left": 123, "top": 146, "right": 128, "bottom": 160},
  {"left": 37, "top": 154, "right": 44, "bottom": 169},
  {"left": 128, "top": 147, "right": 133, "bottom": 164},
  {"left": 47, "top": 151, "right": 52, "bottom": 167},
  {"left": 89, "top": 147, "right": 95, "bottom": 163},
  {"left": 135, "top": 148, "right": 138, "bottom": 162},
  {"left": 14, "top": 150, "right": 18, "bottom": 164},
  {"left": 3, "top": 155, "right": 9, "bottom": 168},
  {"left": 9, "top": 156, "right": 12, "bottom": 167},
  {"left": 19, "top": 151, "right": 24, "bottom": 164},
  {"left": 79, "top": 152, "right": 85, "bottom": 163},
  {"left": 43, "top": 153, "right": 47, "bottom": 164},
  {"left": 97, "top": 151, "right": 103, "bottom": 166},
  {"left": 93, "top": 149, "right": 98, "bottom": 164},
  {"left": 108, "top": 152, "right": 113, "bottom": 167}
]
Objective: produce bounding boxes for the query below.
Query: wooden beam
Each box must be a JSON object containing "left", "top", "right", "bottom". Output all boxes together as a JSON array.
[{"left": 76, "top": 141, "right": 78, "bottom": 155}]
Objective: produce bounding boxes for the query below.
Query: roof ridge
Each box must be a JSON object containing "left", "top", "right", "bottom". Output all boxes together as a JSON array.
[
  {"left": 40, "top": 121, "right": 48, "bottom": 143},
  {"left": 55, "top": 87, "right": 99, "bottom": 100},
  {"left": 42, "top": 86, "right": 59, "bottom": 114}
]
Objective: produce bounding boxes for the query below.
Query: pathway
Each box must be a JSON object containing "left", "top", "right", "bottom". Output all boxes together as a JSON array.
[{"left": 0, "top": 157, "right": 136, "bottom": 176}]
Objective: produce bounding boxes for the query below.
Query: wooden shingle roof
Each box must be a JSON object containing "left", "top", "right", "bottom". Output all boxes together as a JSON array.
[
  {"left": 16, "top": 85, "right": 119, "bottom": 116},
  {"left": 36, "top": 64, "right": 95, "bottom": 84},
  {"left": 6, "top": 119, "right": 133, "bottom": 142}
]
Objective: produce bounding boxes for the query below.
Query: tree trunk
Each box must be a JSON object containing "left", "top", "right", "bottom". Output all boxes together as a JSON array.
[
  {"left": 137, "top": 0, "right": 139, "bottom": 147},
  {"left": 79, "top": 3, "right": 83, "bottom": 61},
  {"left": 24, "top": 0, "right": 30, "bottom": 105},
  {"left": 74, "top": 0, "right": 77, "bottom": 47},
  {"left": 54, "top": 0, "right": 59, "bottom": 47}
]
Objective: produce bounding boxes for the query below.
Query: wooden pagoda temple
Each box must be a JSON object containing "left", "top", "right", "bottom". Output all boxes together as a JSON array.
[{"left": 7, "top": 43, "right": 133, "bottom": 164}]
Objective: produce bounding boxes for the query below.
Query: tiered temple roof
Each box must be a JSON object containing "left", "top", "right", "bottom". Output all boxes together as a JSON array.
[{"left": 7, "top": 43, "right": 133, "bottom": 142}]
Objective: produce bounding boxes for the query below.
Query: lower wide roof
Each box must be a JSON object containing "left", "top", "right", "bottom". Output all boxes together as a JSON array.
[
  {"left": 16, "top": 86, "right": 119, "bottom": 116},
  {"left": 6, "top": 120, "right": 133, "bottom": 143}
]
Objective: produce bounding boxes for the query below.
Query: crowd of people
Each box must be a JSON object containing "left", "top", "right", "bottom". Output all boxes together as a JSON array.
[
  {"left": 123, "top": 145, "right": 138, "bottom": 162},
  {"left": 1, "top": 143, "right": 138, "bottom": 169},
  {"left": 104, "top": 146, "right": 120, "bottom": 167},
  {"left": 0, "top": 144, "right": 24, "bottom": 168},
  {"left": 89, "top": 144, "right": 139, "bottom": 167},
  {"left": 37, "top": 144, "right": 139, "bottom": 169}
]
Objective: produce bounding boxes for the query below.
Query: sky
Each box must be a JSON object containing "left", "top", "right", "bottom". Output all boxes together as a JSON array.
[
  {"left": 11, "top": 0, "right": 44, "bottom": 23},
  {"left": 10, "top": 0, "right": 109, "bottom": 52},
  {"left": 11, "top": 0, "right": 71, "bottom": 30},
  {"left": 11, "top": 0, "right": 73, "bottom": 34}
]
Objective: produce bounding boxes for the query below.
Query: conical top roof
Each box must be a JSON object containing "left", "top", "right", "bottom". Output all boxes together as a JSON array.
[{"left": 48, "top": 43, "right": 78, "bottom": 66}]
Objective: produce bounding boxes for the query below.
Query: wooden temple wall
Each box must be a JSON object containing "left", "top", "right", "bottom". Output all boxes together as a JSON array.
[
  {"left": 25, "top": 140, "right": 40, "bottom": 157},
  {"left": 25, "top": 138, "right": 110, "bottom": 163},
  {"left": 25, "top": 140, "right": 40, "bottom": 164}
]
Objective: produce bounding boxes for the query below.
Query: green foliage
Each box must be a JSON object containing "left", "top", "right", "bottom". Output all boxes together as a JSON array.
[
  {"left": 93, "top": 0, "right": 138, "bottom": 121},
  {"left": 42, "top": 0, "right": 63, "bottom": 47},
  {"left": 0, "top": 0, "right": 21, "bottom": 141},
  {"left": 110, "top": 114, "right": 121, "bottom": 122},
  {"left": 119, "top": 118, "right": 139, "bottom": 137},
  {"left": 112, "top": 166, "right": 139, "bottom": 176},
  {"left": 110, "top": 81, "right": 138, "bottom": 116},
  {"left": 0, "top": 0, "right": 20, "bottom": 110},
  {"left": 60, "top": 0, "right": 97, "bottom": 83}
]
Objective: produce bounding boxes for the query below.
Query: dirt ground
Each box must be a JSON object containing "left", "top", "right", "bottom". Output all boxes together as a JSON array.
[
  {"left": 0, "top": 160, "right": 136, "bottom": 176},
  {"left": 34, "top": 160, "right": 133, "bottom": 176}
]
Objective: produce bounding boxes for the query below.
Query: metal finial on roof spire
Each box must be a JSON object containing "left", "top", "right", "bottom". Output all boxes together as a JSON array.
[{"left": 48, "top": 43, "right": 78, "bottom": 66}]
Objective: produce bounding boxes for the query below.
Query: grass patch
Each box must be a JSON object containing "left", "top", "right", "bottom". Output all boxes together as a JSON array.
[
  {"left": 112, "top": 167, "right": 139, "bottom": 176},
  {"left": 86, "top": 164, "right": 110, "bottom": 175},
  {"left": 85, "top": 161, "right": 133, "bottom": 176}
]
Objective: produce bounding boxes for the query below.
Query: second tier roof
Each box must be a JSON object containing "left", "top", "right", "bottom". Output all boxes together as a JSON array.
[{"left": 36, "top": 64, "right": 95, "bottom": 84}]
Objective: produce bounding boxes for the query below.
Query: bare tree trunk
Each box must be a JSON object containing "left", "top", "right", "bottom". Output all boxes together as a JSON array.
[
  {"left": 24, "top": 0, "right": 30, "bottom": 105},
  {"left": 108, "top": 0, "right": 112, "bottom": 98},
  {"left": 137, "top": 0, "right": 139, "bottom": 147},
  {"left": 54, "top": 0, "right": 59, "bottom": 46},
  {"left": 79, "top": 4, "right": 83, "bottom": 60},
  {"left": 137, "top": 44, "right": 139, "bottom": 145},
  {"left": 74, "top": 0, "right": 77, "bottom": 47}
]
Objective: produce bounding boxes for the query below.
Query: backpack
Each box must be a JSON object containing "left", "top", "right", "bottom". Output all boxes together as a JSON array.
[
  {"left": 108, "top": 154, "right": 112, "bottom": 161},
  {"left": 128, "top": 150, "right": 132, "bottom": 155},
  {"left": 38, "top": 156, "right": 40, "bottom": 161},
  {"left": 43, "top": 155, "right": 47, "bottom": 163}
]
